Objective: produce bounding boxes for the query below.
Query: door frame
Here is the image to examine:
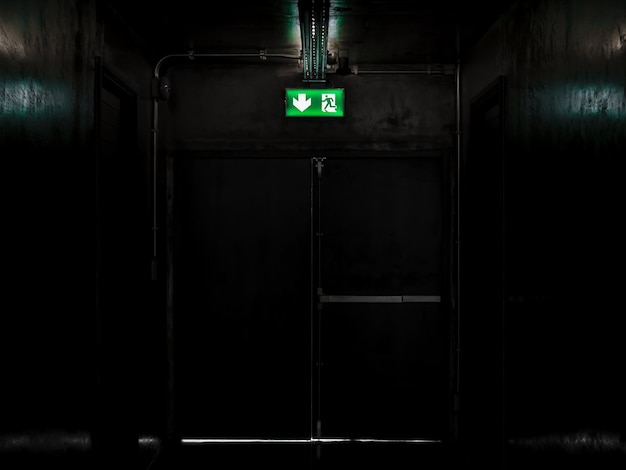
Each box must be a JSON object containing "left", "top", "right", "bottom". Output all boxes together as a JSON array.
[{"left": 165, "top": 149, "right": 455, "bottom": 444}]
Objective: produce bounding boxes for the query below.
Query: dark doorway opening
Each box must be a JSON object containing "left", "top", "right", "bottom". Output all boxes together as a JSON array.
[
  {"left": 95, "top": 61, "right": 145, "bottom": 463},
  {"left": 460, "top": 75, "right": 506, "bottom": 467},
  {"left": 170, "top": 151, "right": 451, "bottom": 452}
]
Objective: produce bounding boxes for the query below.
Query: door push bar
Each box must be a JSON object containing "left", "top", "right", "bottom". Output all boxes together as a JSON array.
[{"left": 318, "top": 295, "right": 441, "bottom": 303}]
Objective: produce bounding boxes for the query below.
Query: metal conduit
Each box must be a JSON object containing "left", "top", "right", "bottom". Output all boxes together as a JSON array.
[
  {"left": 151, "top": 50, "right": 451, "bottom": 278},
  {"left": 328, "top": 63, "right": 456, "bottom": 75},
  {"left": 323, "top": 51, "right": 463, "bottom": 415},
  {"left": 351, "top": 68, "right": 453, "bottom": 75},
  {"left": 151, "top": 49, "right": 302, "bottom": 442},
  {"left": 150, "top": 49, "right": 301, "bottom": 280},
  {"left": 355, "top": 70, "right": 449, "bottom": 74},
  {"left": 454, "top": 18, "right": 462, "bottom": 432},
  {"left": 345, "top": 54, "right": 462, "bottom": 427}
]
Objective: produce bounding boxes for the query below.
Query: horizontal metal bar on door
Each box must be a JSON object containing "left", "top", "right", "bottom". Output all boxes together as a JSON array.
[{"left": 319, "top": 295, "right": 441, "bottom": 303}]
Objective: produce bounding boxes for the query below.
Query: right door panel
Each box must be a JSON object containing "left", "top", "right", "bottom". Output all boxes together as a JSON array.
[{"left": 317, "top": 156, "right": 448, "bottom": 439}]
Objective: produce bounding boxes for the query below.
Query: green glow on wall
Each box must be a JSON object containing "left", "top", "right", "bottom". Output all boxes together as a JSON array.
[
  {"left": 0, "top": 79, "right": 71, "bottom": 117},
  {"left": 569, "top": 85, "right": 624, "bottom": 118},
  {"left": 550, "top": 83, "right": 625, "bottom": 119},
  {"left": 286, "top": 1, "right": 301, "bottom": 47},
  {"left": 285, "top": 88, "right": 345, "bottom": 117}
]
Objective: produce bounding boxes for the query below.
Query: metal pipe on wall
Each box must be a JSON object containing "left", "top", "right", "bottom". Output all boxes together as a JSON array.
[
  {"left": 150, "top": 49, "right": 302, "bottom": 445},
  {"left": 328, "top": 62, "right": 456, "bottom": 75},
  {"left": 454, "top": 17, "right": 462, "bottom": 438},
  {"left": 150, "top": 49, "right": 301, "bottom": 281},
  {"left": 150, "top": 51, "right": 448, "bottom": 277},
  {"left": 354, "top": 70, "right": 450, "bottom": 74}
]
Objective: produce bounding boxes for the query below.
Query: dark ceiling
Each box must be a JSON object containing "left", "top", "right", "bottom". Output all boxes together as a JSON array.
[{"left": 103, "top": 0, "right": 517, "bottom": 67}]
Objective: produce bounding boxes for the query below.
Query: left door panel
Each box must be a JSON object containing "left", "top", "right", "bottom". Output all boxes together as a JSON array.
[{"left": 173, "top": 156, "right": 312, "bottom": 438}]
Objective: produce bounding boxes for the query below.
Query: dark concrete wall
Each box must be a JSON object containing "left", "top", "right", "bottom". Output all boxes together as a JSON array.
[
  {"left": 0, "top": 0, "right": 99, "bottom": 436},
  {"left": 0, "top": 0, "right": 97, "bottom": 150},
  {"left": 0, "top": 1, "right": 162, "bottom": 464},
  {"left": 461, "top": 0, "right": 626, "bottom": 453},
  {"left": 164, "top": 63, "right": 456, "bottom": 152}
]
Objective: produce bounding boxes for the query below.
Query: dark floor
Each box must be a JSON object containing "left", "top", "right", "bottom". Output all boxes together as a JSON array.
[
  {"left": 2, "top": 431, "right": 626, "bottom": 469},
  {"left": 153, "top": 441, "right": 464, "bottom": 470},
  {"left": 151, "top": 436, "right": 626, "bottom": 470}
]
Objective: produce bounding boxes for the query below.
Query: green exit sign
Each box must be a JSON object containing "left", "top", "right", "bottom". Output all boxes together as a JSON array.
[{"left": 285, "top": 88, "right": 345, "bottom": 117}]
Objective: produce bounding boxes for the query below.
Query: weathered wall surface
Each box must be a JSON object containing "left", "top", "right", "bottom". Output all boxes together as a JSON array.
[
  {"left": 461, "top": 0, "right": 626, "bottom": 445},
  {"left": 0, "top": 0, "right": 99, "bottom": 435},
  {"left": 165, "top": 62, "right": 456, "bottom": 152}
]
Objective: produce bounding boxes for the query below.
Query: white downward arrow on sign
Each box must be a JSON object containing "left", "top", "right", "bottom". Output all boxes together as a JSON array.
[{"left": 293, "top": 93, "right": 311, "bottom": 112}]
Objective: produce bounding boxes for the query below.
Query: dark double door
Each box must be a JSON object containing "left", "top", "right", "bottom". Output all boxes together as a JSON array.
[{"left": 173, "top": 154, "right": 449, "bottom": 441}]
